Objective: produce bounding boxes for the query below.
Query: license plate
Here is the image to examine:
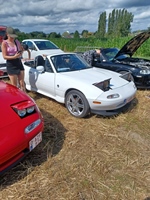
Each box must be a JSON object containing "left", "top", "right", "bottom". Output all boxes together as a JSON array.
[{"left": 29, "top": 132, "right": 42, "bottom": 151}]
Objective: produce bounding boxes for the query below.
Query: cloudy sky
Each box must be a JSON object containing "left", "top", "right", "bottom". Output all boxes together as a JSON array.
[{"left": 1, "top": 0, "right": 150, "bottom": 34}]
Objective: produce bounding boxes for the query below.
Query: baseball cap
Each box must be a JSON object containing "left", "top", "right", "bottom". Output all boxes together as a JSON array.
[{"left": 6, "top": 27, "right": 18, "bottom": 38}]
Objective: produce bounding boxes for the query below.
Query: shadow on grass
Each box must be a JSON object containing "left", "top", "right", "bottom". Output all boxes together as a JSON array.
[{"left": 0, "top": 108, "right": 67, "bottom": 188}]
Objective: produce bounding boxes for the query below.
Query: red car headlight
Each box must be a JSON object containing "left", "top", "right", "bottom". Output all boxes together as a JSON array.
[
  {"left": 11, "top": 101, "right": 36, "bottom": 118},
  {"left": 27, "top": 106, "right": 35, "bottom": 113},
  {"left": 17, "top": 109, "right": 27, "bottom": 117}
]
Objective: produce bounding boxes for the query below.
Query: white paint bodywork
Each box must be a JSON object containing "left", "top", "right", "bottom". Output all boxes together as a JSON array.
[{"left": 23, "top": 53, "right": 137, "bottom": 115}]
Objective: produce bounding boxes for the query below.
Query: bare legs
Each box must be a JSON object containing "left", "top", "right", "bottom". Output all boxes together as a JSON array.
[
  {"left": 8, "top": 70, "right": 26, "bottom": 92},
  {"left": 8, "top": 74, "right": 18, "bottom": 87},
  {"left": 18, "top": 70, "right": 26, "bottom": 92}
]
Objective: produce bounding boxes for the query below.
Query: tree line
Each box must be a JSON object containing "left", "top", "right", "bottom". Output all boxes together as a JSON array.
[{"left": 15, "top": 9, "right": 148, "bottom": 40}]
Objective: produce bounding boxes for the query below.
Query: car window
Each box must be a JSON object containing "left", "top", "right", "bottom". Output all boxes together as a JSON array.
[
  {"left": 34, "top": 41, "right": 59, "bottom": 50},
  {"left": 25, "top": 41, "right": 36, "bottom": 50},
  {"left": 45, "top": 58, "right": 53, "bottom": 73},
  {"left": 103, "top": 48, "right": 119, "bottom": 61},
  {"left": 51, "top": 54, "right": 92, "bottom": 73}
]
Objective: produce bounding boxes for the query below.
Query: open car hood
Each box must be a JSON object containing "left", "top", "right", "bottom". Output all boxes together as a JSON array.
[{"left": 114, "top": 31, "right": 150, "bottom": 58}]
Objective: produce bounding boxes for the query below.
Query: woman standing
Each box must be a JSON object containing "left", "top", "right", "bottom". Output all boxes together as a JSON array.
[{"left": 1, "top": 27, "right": 26, "bottom": 92}]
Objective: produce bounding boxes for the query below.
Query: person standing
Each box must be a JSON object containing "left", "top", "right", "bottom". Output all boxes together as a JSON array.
[{"left": 1, "top": 27, "right": 26, "bottom": 92}]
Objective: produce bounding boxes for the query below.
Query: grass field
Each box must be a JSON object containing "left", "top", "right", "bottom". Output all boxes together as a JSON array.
[
  {"left": 0, "top": 88, "right": 150, "bottom": 200},
  {"left": 1, "top": 34, "right": 150, "bottom": 199}
]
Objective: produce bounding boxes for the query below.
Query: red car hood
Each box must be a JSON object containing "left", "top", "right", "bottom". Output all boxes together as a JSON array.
[
  {"left": 114, "top": 31, "right": 150, "bottom": 58},
  {"left": 0, "top": 81, "right": 33, "bottom": 128}
]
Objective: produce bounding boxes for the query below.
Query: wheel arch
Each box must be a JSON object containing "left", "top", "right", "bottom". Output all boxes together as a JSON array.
[{"left": 65, "top": 88, "right": 85, "bottom": 98}]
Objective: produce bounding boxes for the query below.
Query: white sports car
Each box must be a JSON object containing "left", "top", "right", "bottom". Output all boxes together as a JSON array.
[
  {"left": 23, "top": 53, "right": 137, "bottom": 118},
  {"left": 22, "top": 39, "right": 63, "bottom": 59}
]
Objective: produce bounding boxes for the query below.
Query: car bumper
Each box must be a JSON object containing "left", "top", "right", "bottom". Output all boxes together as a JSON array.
[
  {"left": 91, "top": 99, "right": 134, "bottom": 116},
  {"left": 88, "top": 81, "right": 137, "bottom": 115},
  {"left": 134, "top": 74, "right": 150, "bottom": 89},
  {"left": 0, "top": 116, "right": 44, "bottom": 175}
]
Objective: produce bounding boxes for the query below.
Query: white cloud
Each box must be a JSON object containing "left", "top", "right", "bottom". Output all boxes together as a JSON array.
[{"left": 0, "top": 0, "right": 150, "bottom": 33}]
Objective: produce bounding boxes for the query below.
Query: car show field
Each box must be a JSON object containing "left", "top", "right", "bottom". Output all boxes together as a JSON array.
[
  {"left": 0, "top": 87, "right": 150, "bottom": 200},
  {"left": 0, "top": 31, "right": 150, "bottom": 199}
]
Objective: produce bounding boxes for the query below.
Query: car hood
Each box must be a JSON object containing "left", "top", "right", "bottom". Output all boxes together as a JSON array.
[
  {"left": 114, "top": 31, "right": 150, "bottom": 58},
  {"left": 62, "top": 68, "right": 128, "bottom": 89}
]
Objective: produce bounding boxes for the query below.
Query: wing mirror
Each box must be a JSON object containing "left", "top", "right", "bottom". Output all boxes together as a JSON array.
[{"left": 36, "top": 66, "right": 44, "bottom": 73}]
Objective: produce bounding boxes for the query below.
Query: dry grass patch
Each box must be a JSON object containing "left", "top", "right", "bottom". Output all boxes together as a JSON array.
[{"left": 0, "top": 89, "right": 150, "bottom": 200}]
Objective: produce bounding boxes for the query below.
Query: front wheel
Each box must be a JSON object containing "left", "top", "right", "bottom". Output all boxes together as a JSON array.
[{"left": 65, "top": 90, "right": 90, "bottom": 118}]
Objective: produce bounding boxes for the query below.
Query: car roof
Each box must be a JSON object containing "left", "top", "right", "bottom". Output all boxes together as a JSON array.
[
  {"left": 23, "top": 39, "right": 49, "bottom": 42},
  {"left": 114, "top": 31, "right": 150, "bottom": 58},
  {"left": 47, "top": 52, "right": 75, "bottom": 57}
]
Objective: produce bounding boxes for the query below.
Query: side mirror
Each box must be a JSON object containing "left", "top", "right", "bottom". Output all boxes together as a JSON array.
[{"left": 36, "top": 66, "right": 44, "bottom": 73}]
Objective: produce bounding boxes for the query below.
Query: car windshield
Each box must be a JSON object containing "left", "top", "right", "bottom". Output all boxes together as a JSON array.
[
  {"left": 103, "top": 48, "right": 119, "bottom": 61},
  {"left": 51, "top": 54, "right": 92, "bottom": 72},
  {"left": 103, "top": 48, "right": 128, "bottom": 60},
  {"left": 34, "top": 40, "right": 59, "bottom": 50}
]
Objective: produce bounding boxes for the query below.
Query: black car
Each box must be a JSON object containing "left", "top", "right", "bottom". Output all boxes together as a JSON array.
[{"left": 81, "top": 31, "right": 150, "bottom": 89}]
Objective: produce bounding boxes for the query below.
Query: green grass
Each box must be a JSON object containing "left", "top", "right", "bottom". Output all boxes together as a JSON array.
[{"left": 50, "top": 37, "right": 150, "bottom": 58}]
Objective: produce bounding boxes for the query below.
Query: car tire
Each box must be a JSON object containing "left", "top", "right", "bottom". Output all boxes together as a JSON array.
[
  {"left": 65, "top": 90, "right": 90, "bottom": 118},
  {"left": 119, "top": 71, "right": 134, "bottom": 82}
]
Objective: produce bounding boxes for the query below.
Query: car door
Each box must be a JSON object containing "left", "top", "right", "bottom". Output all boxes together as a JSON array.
[
  {"left": 27, "top": 58, "right": 56, "bottom": 98},
  {"left": 35, "top": 71, "right": 56, "bottom": 98}
]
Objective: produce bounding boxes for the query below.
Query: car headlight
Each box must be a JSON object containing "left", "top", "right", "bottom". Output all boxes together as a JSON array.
[
  {"left": 140, "top": 69, "right": 150, "bottom": 74},
  {"left": 27, "top": 106, "right": 35, "bottom": 113},
  {"left": 11, "top": 101, "right": 36, "bottom": 118},
  {"left": 17, "top": 109, "right": 27, "bottom": 117},
  {"left": 107, "top": 94, "right": 120, "bottom": 99},
  {"left": 93, "top": 79, "right": 111, "bottom": 91}
]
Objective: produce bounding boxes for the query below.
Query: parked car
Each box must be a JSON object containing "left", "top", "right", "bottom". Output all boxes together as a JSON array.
[
  {"left": 79, "top": 31, "right": 150, "bottom": 89},
  {"left": 0, "top": 71, "right": 44, "bottom": 175},
  {"left": 23, "top": 53, "right": 137, "bottom": 118},
  {"left": 0, "top": 45, "right": 7, "bottom": 78},
  {"left": 22, "top": 39, "right": 63, "bottom": 59}
]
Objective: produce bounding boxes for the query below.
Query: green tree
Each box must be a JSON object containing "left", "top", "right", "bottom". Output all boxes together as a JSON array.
[
  {"left": 98, "top": 11, "right": 106, "bottom": 38},
  {"left": 107, "top": 9, "right": 134, "bottom": 37},
  {"left": 74, "top": 30, "right": 80, "bottom": 39},
  {"left": 49, "top": 32, "right": 57, "bottom": 38},
  {"left": 81, "top": 30, "right": 88, "bottom": 38}
]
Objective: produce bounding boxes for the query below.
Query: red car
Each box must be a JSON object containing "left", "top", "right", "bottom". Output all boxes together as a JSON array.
[{"left": 0, "top": 71, "right": 44, "bottom": 175}]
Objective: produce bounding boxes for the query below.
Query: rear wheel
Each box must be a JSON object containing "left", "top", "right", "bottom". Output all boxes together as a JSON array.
[{"left": 65, "top": 90, "right": 90, "bottom": 118}]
